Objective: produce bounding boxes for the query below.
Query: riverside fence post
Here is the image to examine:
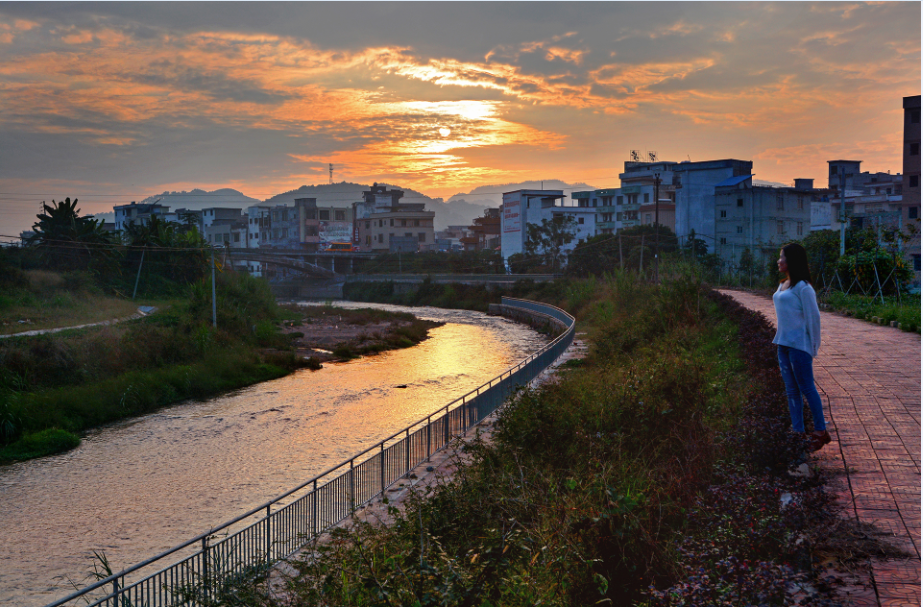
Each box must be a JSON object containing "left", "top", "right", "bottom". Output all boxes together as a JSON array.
[
  {"left": 349, "top": 460, "right": 355, "bottom": 512},
  {"left": 202, "top": 536, "right": 210, "bottom": 601},
  {"left": 380, "top": 443, "right": 385, "bottom": 495},
  {"left": 312, "top": 480, "right": 318, "bottom": 536},
  {"left": 265, "top": 504, "right": 272, "bottom": 562}
]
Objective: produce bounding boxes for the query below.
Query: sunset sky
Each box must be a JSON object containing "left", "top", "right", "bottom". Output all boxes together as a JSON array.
[{"left": 0, "top": 2, "right": 919, "bottom": 236}]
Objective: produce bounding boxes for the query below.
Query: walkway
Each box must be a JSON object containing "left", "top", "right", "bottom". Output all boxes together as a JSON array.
[
  {"left": 0, "top": 307, "right": 156, "bottom": 340},
  {"left": 719, "top": 290, "right": 921, "bottom": 607}
]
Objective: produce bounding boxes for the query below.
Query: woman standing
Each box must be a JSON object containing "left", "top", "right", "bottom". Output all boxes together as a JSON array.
[{"left": 773, "top": 242, "right": 830, "bottom": 452}]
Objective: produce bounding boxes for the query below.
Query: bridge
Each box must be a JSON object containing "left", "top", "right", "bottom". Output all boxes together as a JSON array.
[{"left": 224, "top": 248, "right": 375, "bottom": 278}]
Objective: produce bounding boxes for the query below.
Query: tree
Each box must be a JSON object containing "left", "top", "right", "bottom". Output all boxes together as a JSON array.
[
  {"left": 681, "top": 229, "right": 708, "bottom": 259},
  {"left": 27, "top": 198, "right": 117, "bottom": 271},
  {"left": 523, "top": 216, "right": 578, "bottom": 272}
]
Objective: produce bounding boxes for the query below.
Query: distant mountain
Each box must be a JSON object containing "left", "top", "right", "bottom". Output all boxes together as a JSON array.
[
  {"left": 447, "top": 180, "right": 598, "bottom": 208},
  {"left": 139, "top": 188, "right": 261, "bottom": 211}
]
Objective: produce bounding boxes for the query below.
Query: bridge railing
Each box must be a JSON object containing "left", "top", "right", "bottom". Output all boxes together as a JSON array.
[{"left": 45, "top": 297, "right": 575, "bottom": 607}]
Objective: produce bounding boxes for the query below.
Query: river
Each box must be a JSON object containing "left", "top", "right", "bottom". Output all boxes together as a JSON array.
[{"left": 0, "top": 303, "right": 548, "bottom": 607}]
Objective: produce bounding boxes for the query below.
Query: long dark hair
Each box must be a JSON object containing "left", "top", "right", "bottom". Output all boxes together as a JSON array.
[{"left": 782, "top": 242, "right": 812, "bottom": 287}]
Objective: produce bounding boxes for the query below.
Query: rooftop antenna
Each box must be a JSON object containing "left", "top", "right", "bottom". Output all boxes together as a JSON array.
[
  {"left": 647, "top": 151, "right": 658, "bottom": 162},
  {"left": 630, "top": 150, "right": 641, "bottom": 162},
  {"left": 329, "top": 163, "right": 333, "bottom": 184}
]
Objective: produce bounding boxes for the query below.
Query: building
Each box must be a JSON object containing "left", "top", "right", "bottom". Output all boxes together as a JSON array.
[
  {"left": 572, "top": 185, "right": 665, "bottom": 235},
  {"left": 714, "top": 176, "right": 829, "bottom": 269},
  {"left": 673, "top": 159, "right": 753, "bottom": 250},
  {"left": 113, "top": 201, "right": 170, "bottom": 232},
  {"left": 639, "top": 200, "right": 676, "bottom": 232},
  {"left": 357, "top": 204, "right": 436, "bottom": 253},
  {"left": 500, "top": 189, "right": 596, "bottom": 264},
  {"left": 296, "top": 198, "right": 354, "bottom": 251},
  {"left": 204, "top": 220, "right": 247, "bottom": 248},
  {"left": 202, "top": 207, "right": 243, "bottom": 229},
  {"left": 353, "top": 185, "right": 435, "bottom": 252},
  {"left": 460, "top": 209, "right": 501, "bottom": 251}
]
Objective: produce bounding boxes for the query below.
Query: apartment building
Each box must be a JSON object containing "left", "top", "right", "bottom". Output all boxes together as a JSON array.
[
  {"left": 714, "top": 176, "right": 828, "bottom": 268},
  {"left": 501, "top": 189, "right": 596, "bottom": 263},
  {"left": 357, "top": 203, "right": 435, "bottom": 252}
]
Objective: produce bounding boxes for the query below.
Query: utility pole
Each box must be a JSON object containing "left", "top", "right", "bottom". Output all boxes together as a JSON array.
[
  {"left": 839, "top": 172, "right": 847, "bottom": 256},
  {"left": 132, "top": 246, "right": 146, "bottom": 300},
  {"left": 211, "top": 248, "right": 217, "bottom": 328},
  {"left": 654, "top": 172, "right": 661, "bottom": 283}
]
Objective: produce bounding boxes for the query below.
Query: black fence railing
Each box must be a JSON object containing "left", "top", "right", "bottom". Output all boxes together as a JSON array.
[{"left": 45, "top": 297, "right": 576, "bottom": 607}]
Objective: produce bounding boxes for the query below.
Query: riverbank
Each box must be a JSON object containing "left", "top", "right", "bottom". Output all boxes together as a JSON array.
[
  {"left": 0, "top": 276, "right": 443, "bottom": 465},
  {"left": 246, "top": 273, "right": 894, "bottom": 607}
]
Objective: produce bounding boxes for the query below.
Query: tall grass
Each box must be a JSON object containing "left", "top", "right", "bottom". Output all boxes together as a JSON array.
[{"left": 820, "top": 291, "right": 920, "bottom": 333}]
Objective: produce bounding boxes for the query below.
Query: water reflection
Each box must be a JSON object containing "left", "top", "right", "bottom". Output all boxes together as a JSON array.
[{"left": 0, "top": 304, "right": 547, "bottom": 606}]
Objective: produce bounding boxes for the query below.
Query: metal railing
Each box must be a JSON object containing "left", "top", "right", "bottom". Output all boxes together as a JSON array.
[{"left": 46, "top": 297, "right": 575, "bottom": 607}]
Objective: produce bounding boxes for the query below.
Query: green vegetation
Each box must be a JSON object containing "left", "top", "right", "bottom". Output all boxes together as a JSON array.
[
  {"left": 0, "top": 270, "right": 309, "bottom": 465},
  {"left": 820, "top": 291, "right": 921, "bottom": 333},
  {"left": 232, "top": 272, "right": 857, "bottom": 607}
]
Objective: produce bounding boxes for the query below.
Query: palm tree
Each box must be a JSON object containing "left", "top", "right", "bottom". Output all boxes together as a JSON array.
[{"left": 27, "top": 198, "right": 116, "bottom": 271}]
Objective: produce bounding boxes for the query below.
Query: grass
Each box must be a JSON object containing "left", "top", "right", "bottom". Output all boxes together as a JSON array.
[
  {"left": 0, "top": 270, "right": 144, "bottom": 335},
  {"left": 819, "top": 291, "right": 921, "bottom": 333}
]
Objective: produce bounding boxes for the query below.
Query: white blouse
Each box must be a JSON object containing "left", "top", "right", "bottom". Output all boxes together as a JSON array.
[{"left": 772, "top": 281, "right": 822, "bottom": 357}]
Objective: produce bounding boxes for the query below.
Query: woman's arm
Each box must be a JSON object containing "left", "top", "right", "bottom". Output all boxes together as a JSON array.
[{"left": 800, "top": 283, "right": 822, "bottom": 356}]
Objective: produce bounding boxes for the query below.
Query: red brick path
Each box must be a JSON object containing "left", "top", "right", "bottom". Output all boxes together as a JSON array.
[{"left": 719, "top": 290, "right": 921, "bottom": 607}]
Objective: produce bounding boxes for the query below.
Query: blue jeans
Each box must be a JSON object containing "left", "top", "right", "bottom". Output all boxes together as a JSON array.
[{"left": 777, "top": 345, "right": 826, "bottom": 433}]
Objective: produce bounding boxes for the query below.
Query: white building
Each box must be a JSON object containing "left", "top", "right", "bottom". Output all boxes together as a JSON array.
[{"left": 500, "top": 189, "right": 596, "bottom": 266}]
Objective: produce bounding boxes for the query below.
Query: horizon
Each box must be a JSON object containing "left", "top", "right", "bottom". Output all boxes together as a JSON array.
[{"left": 1, "top": 2, "right": 919, "bottom": 236}]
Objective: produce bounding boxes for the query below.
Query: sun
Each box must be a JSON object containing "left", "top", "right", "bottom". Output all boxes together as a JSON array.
[{"left": 438, "top": 127, "right": 451, "bottom": 137}]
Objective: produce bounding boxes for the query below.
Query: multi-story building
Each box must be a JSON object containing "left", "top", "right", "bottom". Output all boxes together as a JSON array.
[
  {"left": 113, "top": 201, "right": 170, "bottom": 232},
  {"left": 202, "top": 207, "right": 243, "bottom": 229},
  {"left": 572, "top": 185, "right": 661, "bottom": 235},
  {"left": 460, "top": 210, "right": 501, "bottom": 251},
  {"left": 357, "top": 203, "right": 436, "bottom": 252},
  {"left": 296, "top": 198, "right": 354, "bottom": 251},
  {"left": 714, "top": 176, "right": 829, "bottom": 268},
  {"left": 500, "top": 189, "right": 596, "bottom": 264},
  {"left": 673, "top": 159, "right": 753, "bottom": 250}
]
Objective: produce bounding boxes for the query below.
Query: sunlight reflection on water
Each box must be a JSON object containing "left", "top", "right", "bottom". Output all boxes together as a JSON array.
[{"left": 0, "top": 303, "right": 547, "bottom": 606}]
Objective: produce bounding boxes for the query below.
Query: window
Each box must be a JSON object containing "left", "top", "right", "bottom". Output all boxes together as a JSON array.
[
  {"left": 414, "top": 219, "right": 420, "bottom": 227},
  {"left": 418, "top": 233, "right": 426, "bottom": 242},
  {"left": 830, "top": 165, "right": 837, "bottom": 175},
  {"left": 390, "top": 219, "right": 394, "bottom": 227},
  {"left": 911, "top": 142, "right": 920, "bottom": 156},
  {"left": 405, "top": 232, "right": 412, "bottom": 238},
  {"left": 720, "top": 237, "right": 727, "bottom": 245},
  {"left": 912, "top": 109, "right": 921, "bottom": 124},
  {"left": 776, "top": 194, "right": 784, "bottom": 210},
  {"left": 616, "top": 196, "right": 623, "bottom": 205},
  {"left": 644, "top": 193, "right": 650, "bottom": 203},
  {"left": 378, "top": 234, "right": 383, "bottom": 243},
  {"left": 401, "top": 219, "right": 407, "bottom": 227},
  {"left": 914, "top": 254, "right": 921, "bottom": 272},
  {"left": 911, "top": 175, "right": 919, "bottom": 188},
  {"left": 319, "top": 210, "right": 330, "bottom": 220},
  {"left": 737, "top": 226, "right": 743, "bottom": 234},
  {"left": 797, "top": 197, "right": 804, "bottom": 210},
  {"left": 737, "top": 198, "right": 744, "bottom": 207},
  {"left": 910, "top": 206, "right": 919, "bottom": 219},
  {"left": 578, "top": 217, "right": 584, "bottom": 224},
  {"left": 233, "top": 233, "right": 240, "bottom": 243},
  {"left": 365, "top": 221, "right": 370, "bottom": 229},
  {"left": 720, "top": 210, "right": 727, "bottom": 218},
  {"left": 777, "top": 221, "right": 785, "bottom": 235},
  {"left": 797, "top": 222, "right": 803, "bottom": 236},
  {"left": 616, "top": 212, "right": 623, "bottom": 221},
  {"left": 335, "top": 210, "right": 346, "bottom": 221},
  {"left": 305, "top": 210, "right": 316, "bottom": 220}
]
